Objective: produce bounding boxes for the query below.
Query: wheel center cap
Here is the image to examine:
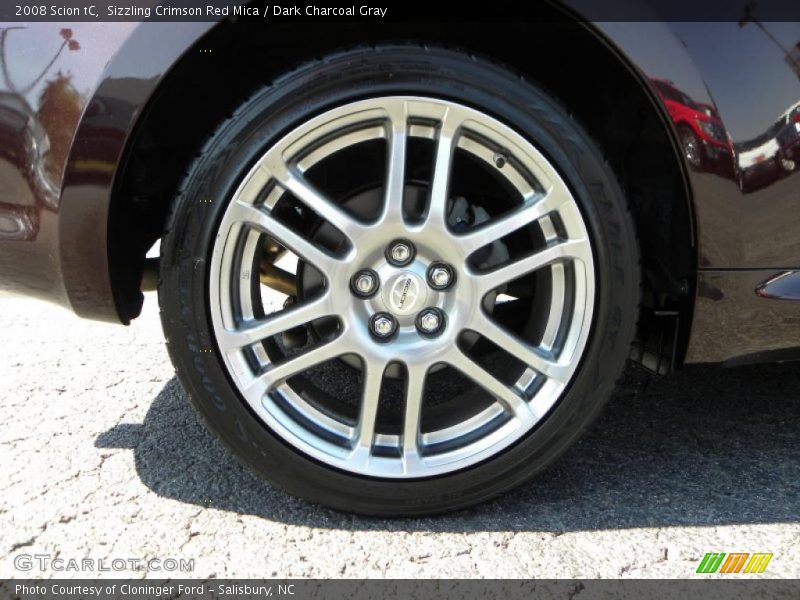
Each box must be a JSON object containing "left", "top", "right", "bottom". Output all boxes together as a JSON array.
[{"left": 382, "top": 271, "right": 427, "bottom": 316}]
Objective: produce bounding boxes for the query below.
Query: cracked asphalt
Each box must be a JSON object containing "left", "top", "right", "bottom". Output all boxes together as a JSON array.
[{"left": 1, "top": 293, "right": 799, "bottom": 579}]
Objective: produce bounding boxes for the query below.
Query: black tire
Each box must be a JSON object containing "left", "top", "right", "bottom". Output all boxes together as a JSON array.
[{"left": 159, "top": 46, "right": 640, "bottom": 516}]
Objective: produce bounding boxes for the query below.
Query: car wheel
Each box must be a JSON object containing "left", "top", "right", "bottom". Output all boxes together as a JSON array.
[
  {"left": 159, "top": 46, "right": 640, "bottom": 515},
  {"left": 678, "top": 125, "right": 704, "bottom": 170}
]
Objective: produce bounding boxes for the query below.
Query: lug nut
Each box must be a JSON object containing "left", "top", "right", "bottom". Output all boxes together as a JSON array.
[
  {"left": 369, "top": 313, "right": 397, "bottom": 339},
  {"left": 416, "top": 307, "right": 445, "bottom": 336},
  {"left": 390, "top": 243, "right": 411, "bottom": 263},
  {"left": 387, "top": 240, "right": 415, "bottom": 266},
  {"left": 420, "top": 312, "right": 440, "bottom": 332},
  {"left": 356, "top": 274, "right": 375, "bottom": 293},
  {"left": 431, "top": 268, "right": 450, "bottom": 287},
  {"left": 351, "top": 269, "right": 379, "bottom": 298},
  {"left": 427, "top": 263, "right": 455, "bottom": 290}
]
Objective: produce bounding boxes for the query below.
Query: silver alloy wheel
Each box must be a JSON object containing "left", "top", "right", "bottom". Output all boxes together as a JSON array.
[{"left": 209, "top": 96, "right": 595, "bottom": 478}]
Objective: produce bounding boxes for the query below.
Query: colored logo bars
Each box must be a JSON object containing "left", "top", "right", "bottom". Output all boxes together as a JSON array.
[{"left": 696, "top": 553, "right": 773, "bottom": 574}]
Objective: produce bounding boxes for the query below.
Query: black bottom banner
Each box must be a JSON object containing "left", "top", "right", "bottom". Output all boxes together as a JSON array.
[{"left": 3, "top": 580, "right": 800, "bottom": 600}]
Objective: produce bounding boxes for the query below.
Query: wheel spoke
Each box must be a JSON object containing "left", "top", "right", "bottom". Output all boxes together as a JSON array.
[
  {"left": 446, "top": 349, "right": 537, "bottom": 428},
  {"left": 261, "top": 337, "right": 346, "bottom": 390},
  {"left": 472, "top": 238, "right": 590, "bottom": 294},
  {"left": 217, "top": 294, "right": 331, "bottom": 351},
  {"left": 379, "top": 105, "right": 409, "bottom": 224},
  {"left": 470, "top": 312, "right": 570, "bottom": 382},
  {"left": 457, "top": 187, "right": 569, "bottom": 253},
  {"left": 227, "top": 201, "right": 340, "bottom": 273},
  {"left": 352, "top": 359, "right": 387, "bottom": 458},
  {"left": 402, "top": 365, "right": 427, "bottom": 467},
  {"left": 423, "top": 109, "right": 462, "bottom": 229},
  {"left": 270, "top": 161, "right": 368, "bottom": 241}
]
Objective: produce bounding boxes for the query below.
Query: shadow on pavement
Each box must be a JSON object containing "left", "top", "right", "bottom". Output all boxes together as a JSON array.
[{"left": 96, "top": 363, "right": 800, "bottom": 531}]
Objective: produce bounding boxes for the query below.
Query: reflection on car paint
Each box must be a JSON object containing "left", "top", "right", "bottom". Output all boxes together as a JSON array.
[
  {"left": 736, "top": 100, "right": 800, "bottom": 193},
  {"left": 651, "top": 77, "right": 737, "bottom": 180},
  {"left": 0, "top": 27, "right": 79, "bottom": 241}
]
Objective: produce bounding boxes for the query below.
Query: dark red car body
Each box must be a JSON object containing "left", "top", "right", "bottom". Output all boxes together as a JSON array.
[{"left": 0, "top": 6, "right": 798, "bottom": 370}]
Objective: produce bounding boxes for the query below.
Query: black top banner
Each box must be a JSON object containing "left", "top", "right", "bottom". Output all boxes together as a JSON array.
[{"left": 2, "top": 0, "right": 800, "bottom": 22}]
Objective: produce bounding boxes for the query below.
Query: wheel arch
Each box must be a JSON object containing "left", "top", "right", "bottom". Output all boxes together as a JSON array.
[{"left": 106, "top": 11, "right": 697, "bottom": 369}]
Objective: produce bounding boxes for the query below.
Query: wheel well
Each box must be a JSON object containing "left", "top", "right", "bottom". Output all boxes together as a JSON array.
[{"left": 109, "top": 11, "right": 695, "bottom": 370}]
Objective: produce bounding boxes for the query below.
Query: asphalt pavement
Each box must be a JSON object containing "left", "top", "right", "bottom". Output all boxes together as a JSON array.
[{"left": 1, "top": 294, "right": 798, "bottom": 578}]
